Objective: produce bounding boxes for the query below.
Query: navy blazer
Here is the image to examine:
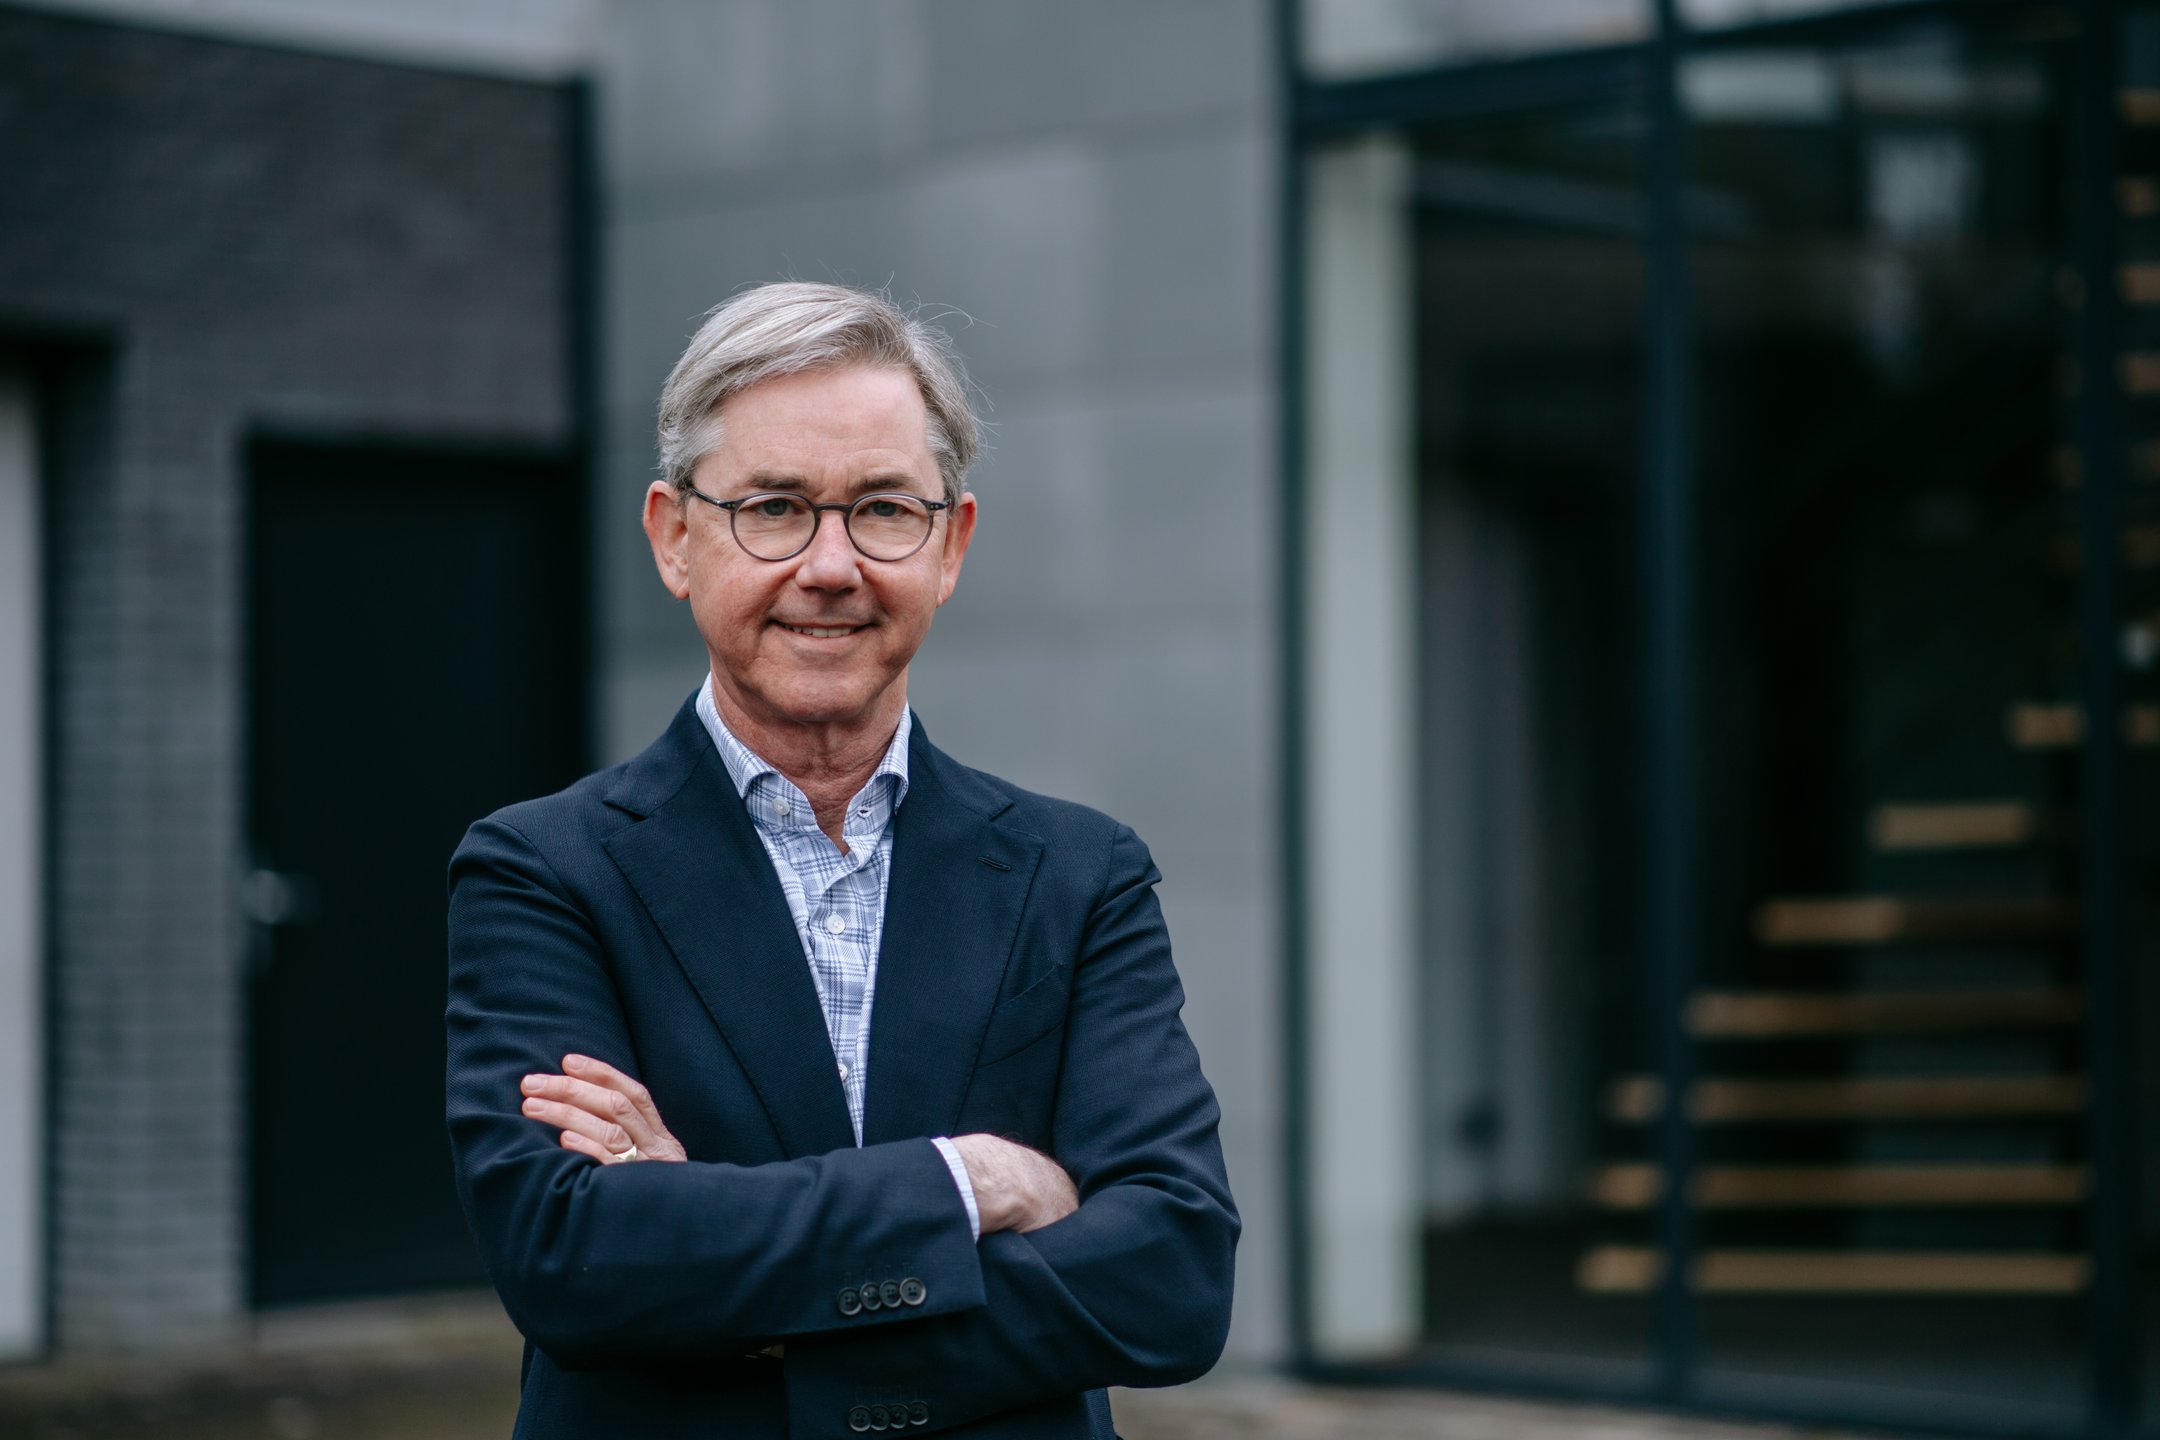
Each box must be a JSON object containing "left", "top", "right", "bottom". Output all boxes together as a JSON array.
[{"left": 445, "top": 698, "right": 1238, "bottom": 1439}]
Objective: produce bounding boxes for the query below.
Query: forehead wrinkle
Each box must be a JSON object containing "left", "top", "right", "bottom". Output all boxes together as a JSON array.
[
  {"left": 736, "top": 468, "right": 928, "bottom": 497},
  {"left": 725, "top": 470, "right": 937, "bottom": 505}
]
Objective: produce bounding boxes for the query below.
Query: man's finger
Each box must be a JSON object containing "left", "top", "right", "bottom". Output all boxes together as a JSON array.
[
  {"left": 555, "top": 1128, "right": 618, "bottom": 1165},
  {"left": 523, "top": 1073, "right": 650, "bottom": 1144},
  {"left": 521, "top": 1095, "right": 634, "bottom": 1155},
  {"left": 564, "top": 1054, "right": 670, "bottom": 1137}
]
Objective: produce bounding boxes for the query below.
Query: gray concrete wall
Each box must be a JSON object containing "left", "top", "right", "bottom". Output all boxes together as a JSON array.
[
  {"left": 0, "top": 7, "right": 577, "bottom": 1350},
  {"left": 593, "top": 0, "right": 1286, "bottom": 1364}
]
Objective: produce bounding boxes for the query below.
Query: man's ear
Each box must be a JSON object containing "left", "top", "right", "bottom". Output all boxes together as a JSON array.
[
  {"left": 936, "top": 491, "right": 976, "bottom": 607},
  {"left": 643, "top": 481, "right": 692, "bottom": 600}
]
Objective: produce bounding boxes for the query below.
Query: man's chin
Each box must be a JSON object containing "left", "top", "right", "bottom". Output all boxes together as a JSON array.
[{"left": 736, "top": 681, "right": 903, "bottom": 734}]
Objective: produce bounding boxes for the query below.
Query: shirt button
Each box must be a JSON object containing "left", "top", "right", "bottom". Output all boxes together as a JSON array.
[
  {"left": 773, "top": 798, "right": 791, "bottom": 817},
  {"left": 837, "top": 1061, "right": 849, "bottom": 1080},
  {"left": 824, "top": 912, "right": 846, "bottom": 936}
]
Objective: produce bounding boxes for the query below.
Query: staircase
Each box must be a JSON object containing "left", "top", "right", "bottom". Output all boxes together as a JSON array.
[
  {"left": 1579, "top": 781, "right": 2090, "bottom": 1295},
  {"left": 1573, "top": 77, "right": 2158, "bottom": 1302}
]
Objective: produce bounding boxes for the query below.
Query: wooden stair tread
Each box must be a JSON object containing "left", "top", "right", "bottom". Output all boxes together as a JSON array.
[
  {"left": 1605, "top": 1073, "right": 2087, "bottom": 1123},
  {"left": 2053, "top": 438, "right": 2160, "bottom": 486},
  {"left": 1867, "top": 802, "right": 2037, "bottom": 852},
  {"left": 2050, "top": 524, "right": 2160, "bottom": 568},
  {"left": 1688, "top": 988, "right": 2082, "bottom": 1037},
  {"left": 2126, "top": 176, "right": 2160, "bottom": 216},
  {"left": 1591, "top": 1162, "right": 2089, "bottom": 1209},
  {"left": 2126, "top": 263, "right": 2160, "bottom": 305},
  {"left": 2006, "top": 702, "right": 2160, "bottom": 749},
  {"left": 1754, "top": 895, "right": 2072, "bottom": 944},
  {"left": 2126, "top": 90, "right": 2160, "bottom": 125},
  {"left": 1580, "top": 1246, "right": 2089, "bottom": 1295}
]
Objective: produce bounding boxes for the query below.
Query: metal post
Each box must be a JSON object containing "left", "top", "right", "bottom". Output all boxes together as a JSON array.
[
  {"left": 2070, "top": 2, "right": 2135, "bottom": 1436},
  {"left": 1643, "top": 0, "right": 1700, "bottom": 1403},
  {"left": 1277, "top": 0, "right": 1317, "bottom": 1370}
]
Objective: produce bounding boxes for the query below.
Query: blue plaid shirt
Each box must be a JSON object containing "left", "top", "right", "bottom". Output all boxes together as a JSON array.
[{"left": 695, "top": 677, "right": 979, "bottom": 1236}]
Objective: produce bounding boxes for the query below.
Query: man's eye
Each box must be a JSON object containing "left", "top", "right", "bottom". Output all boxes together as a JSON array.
[
  {"left": 754, "top": 497, "right": 797, "bottom": 518},
  {"left": 864, "top": 500, "right": 901, "bottom": 519}
]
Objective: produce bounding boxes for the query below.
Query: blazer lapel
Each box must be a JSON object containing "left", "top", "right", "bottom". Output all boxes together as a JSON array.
[
  {"left": 601, "top": 698, "right": 855, "bottom": 1159},
  {"left": 862, "top": 722, "right": 1044, "bottom": 1147}
]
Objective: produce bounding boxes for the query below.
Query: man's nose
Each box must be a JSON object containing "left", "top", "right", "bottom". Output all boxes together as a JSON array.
[{"left": 792, "top": 509, "right": 862, "bottom": 587}]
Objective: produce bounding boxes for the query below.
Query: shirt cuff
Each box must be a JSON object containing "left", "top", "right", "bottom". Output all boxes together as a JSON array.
[{"left": 929, "top": 1136, "right": 981, "bottom": 1241}]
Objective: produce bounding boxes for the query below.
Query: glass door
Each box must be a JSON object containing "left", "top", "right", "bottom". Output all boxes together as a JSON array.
[
  {"left": 1299, "top": 95, "right": 1659, "bottom": 1387},
  {"left": 1678, "top": 15, "right": 2086, "bottom": 1426}
]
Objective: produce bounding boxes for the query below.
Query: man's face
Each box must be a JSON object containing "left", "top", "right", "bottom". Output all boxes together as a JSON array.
[{"left": 643, "top": 364, "right": 975, "bottom": 741}]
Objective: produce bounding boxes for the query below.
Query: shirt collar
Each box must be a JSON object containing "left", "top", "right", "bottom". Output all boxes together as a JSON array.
[{"left": 694, "top": 674, "right": 912, "bottom": 832}]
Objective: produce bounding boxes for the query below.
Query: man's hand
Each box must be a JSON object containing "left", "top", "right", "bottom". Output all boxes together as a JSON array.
[
  {"left": 950, "top": 1134, "right": 1078, "bottom": 1234},
  {"left": 520, "top": 1054, "right": 689, "bottom": 1165}
]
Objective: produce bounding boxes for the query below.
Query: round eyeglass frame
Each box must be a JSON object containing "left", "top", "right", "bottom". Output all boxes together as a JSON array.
[{"left": 678, "top": 482, "right": 953, "bottom": 562}]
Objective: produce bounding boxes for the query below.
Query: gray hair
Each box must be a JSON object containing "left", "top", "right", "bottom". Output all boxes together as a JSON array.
[{"left": 656, "top": 282, "right": 980, "bottom": 505}]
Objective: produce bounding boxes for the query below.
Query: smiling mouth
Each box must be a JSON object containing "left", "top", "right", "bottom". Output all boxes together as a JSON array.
[{"left": 778, "top": 622, "right": 866, "bottom": 639}]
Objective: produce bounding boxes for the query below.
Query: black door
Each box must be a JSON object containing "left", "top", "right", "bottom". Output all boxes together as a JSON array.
[{"left": 246, "top": 437, "right": 587, "bottom": 1306}]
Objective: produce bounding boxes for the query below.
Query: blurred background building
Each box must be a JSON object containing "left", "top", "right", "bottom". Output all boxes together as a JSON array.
[{"left": 0, "top": 1, "right": 2154, "bottom": 1438}]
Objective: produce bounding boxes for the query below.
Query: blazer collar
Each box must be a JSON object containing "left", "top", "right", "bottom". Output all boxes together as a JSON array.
[
  {"left": 862, "top": 722, "right": 1043, "bottom": 1146},
  {"left": 600, "top": 694, "right": 1042, "bottom": 1155}
]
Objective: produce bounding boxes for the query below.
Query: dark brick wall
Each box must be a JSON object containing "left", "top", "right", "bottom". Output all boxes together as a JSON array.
[{"left": 0, "top": 6, "right": 577, "bottom": 1351}]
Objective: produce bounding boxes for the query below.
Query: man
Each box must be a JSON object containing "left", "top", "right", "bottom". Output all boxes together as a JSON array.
[{"left": 445, "top": 282, "right": 1238, "bottom": 1439}]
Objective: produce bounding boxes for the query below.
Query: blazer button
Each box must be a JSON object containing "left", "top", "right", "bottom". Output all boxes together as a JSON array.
[
  {"left": 899, "top": 1277, "right": 926, "bottom": 1307},
  {"left": 869, "top": 1402, "right": 891, "bottom": 1430},
  {"left": 908, "top": 1400, "right": 931, "bottom": 1425},
  {"left": 879, "top": 1279, "right": 903, "bottom": 1308},
  {"left": 859, "top": 1282, "right": 883, "bottom": 1311},
  {"left": 847, "top": 1405, "right": 872, "bottom": 1433},
  {"left": 837, "top": 1286, "right": 862, "bottom": 1317}
]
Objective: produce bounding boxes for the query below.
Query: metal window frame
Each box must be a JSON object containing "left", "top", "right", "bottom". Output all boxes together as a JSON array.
[{"left": 1277, "top": 0, "right": 2143, "bottom": 1434}]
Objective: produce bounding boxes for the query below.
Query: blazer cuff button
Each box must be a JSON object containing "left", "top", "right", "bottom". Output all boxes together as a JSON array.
[
  {"left": 837, "top": 1286, "right": 863, "bottom": 1316},
  {"left": 879, "top": 1279, "right": 903, "bottom": 1308},
  {"left": 908, "top": 1400, "right": 931, "bottom": 1425},
  {"left": 846, "top": 1404, "right": 872, "bottom": 1433},
  {"left": 859, "top": 1283, "right": 883, "bottom": 1311},
  {"left": 869, "top": 1403, "right": 892, "bottom": 1430},
  {"left": 899, "top": 1277, "right": 926, "bottom": 1306}
]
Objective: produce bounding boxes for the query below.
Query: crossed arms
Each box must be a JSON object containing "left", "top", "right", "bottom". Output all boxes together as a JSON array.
[{"left": 521, "top": 1056, "right": 1081, "bottom": 1239}]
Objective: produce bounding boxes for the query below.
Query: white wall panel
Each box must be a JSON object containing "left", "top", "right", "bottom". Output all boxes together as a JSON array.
[{"left": 0, "top": 370, "right": 44, "bottom": 1359}]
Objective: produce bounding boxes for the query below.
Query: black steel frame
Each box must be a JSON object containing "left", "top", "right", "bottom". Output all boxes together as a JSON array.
[{"left": 1278, "top": 0, "right": 2144, "bottom": 1435}]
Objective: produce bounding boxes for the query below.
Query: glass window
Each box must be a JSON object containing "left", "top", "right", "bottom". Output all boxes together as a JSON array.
[
  {"left": 1681, "top": 15, "right": 2087, "bottom": 1424},
  {"left": 1411, "top": 102, "right": 1653, "bottom": 1384},
  {"left": 1302, "top": 0, "right": 1647, "bottom": 80}
]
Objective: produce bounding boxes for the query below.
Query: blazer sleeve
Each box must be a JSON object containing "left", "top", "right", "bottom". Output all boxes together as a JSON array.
[
  {"left": 777, "top": 823, "right": 1242, "bottom": 1436},
  {"left": 445, "top": 815, "right": 984, "bottom": 1364}
]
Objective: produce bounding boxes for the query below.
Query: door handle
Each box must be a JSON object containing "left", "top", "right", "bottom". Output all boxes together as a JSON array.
[{"left": 240, "top": 867, "right": 320, "bottom": 927}]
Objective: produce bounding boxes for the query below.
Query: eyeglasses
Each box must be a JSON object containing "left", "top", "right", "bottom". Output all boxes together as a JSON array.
[{"left": 679, "top": 484, "right": 952, "bottom": 562}]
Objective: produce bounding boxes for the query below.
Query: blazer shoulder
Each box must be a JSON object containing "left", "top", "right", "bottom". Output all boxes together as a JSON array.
[
  {"left": 458, "top": 691, "right": 709, "bottom": 867},
  {"left": 932, "top": 749, "right": 1135, "bottom": 856},
  {"left": 456, "top": 760, "right": 637, "bottom": 868}
]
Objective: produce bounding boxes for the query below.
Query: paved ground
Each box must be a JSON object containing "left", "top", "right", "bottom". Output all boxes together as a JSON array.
[{"left": 0, "top": 1294, "right": 1867, "bottom": 1440}]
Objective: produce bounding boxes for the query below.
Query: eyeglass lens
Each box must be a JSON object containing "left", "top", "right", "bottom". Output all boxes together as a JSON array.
[{"left": 733, "top": 493, "right": 935, "bottom": 561}]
